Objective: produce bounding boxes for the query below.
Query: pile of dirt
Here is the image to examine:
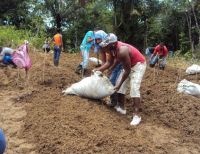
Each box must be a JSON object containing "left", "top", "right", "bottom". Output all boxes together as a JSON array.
[{"left": 0, "top": 50, "right": 200, "bottom": 153}]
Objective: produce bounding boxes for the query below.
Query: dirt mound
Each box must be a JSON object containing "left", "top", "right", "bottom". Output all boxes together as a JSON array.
[{"left": 1, "top": 50, "right": 200, "bottom": 153}]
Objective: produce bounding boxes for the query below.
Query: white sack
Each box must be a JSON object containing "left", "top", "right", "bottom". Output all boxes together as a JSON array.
[
  {"left": 177, "top": 79, "right": 200, "bottom": 98},
  {"left": 186, "top": 64, "right": 200, "bottom": 74},
  {"left": 89, "top": 57, "right": 102, "bottom": 65},
  {"left": 62, "top": 71, "right": 114, "bottom": 99}
]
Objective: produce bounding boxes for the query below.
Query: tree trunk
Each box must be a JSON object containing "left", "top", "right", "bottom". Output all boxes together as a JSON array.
[
  {"left": 56, "top": 13, "right": 62, "bottom": 29},
  {"left": 191, "top": 2, "right": 200, "bottom": 44},
  {"left": 144, "top": 18, "right": 148, "bottom": 51},
  {"left": 185, "top": 11, "right": 195, "bottom": 59}
]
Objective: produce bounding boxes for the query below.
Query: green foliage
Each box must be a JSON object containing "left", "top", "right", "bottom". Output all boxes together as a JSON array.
[
  {"left": 179, "top": 32, "right": 190, "bottom": 54},
  {"left": 0, "top": 0, "right": 199, "bottom": 57},
  {"left": 0, "top": 26, "right": 45, "bottom": 49}
]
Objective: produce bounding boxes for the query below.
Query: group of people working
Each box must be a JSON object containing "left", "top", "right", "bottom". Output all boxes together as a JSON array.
[
  {"left": 74, "top": 29, "right": 170, "bottom": 126},
  {"left": 75, "top": 29, "right": 148, "bottom": 126},
  {"left": 0, "top": 29, "right": 170, "bottom": 153}
]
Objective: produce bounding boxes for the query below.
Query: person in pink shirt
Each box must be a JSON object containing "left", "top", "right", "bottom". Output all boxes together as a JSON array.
[
  {"left": 94, "top": 33, "right": 146, "bottom": 126},
  {"left": 149, "top": 42, "right": 168, "bottom": 70}
]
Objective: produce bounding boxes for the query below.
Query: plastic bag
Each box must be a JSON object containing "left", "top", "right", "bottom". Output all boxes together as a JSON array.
[
  {"left": 186, "top": 64, "right": 200, "bottom": 75},
  {"left": 177, "top": 79, "right": 200, "bottom": 98},
  {"left": 63, "top": 71, "right": 114, "bottom": 99},
  {"left": 89, "top": 57, "right": 102, "bottom": 65}
]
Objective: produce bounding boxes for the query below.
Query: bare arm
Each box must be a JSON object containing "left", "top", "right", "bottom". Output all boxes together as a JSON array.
[
  {"left": 95, "top": 51, "right": 114, "bottom": 72},
  {"left": 114, "top": 46, "right": 131, "bottom": 91},
  {"left": 60, "top": 35, "right": 64, "bottom": 50}
]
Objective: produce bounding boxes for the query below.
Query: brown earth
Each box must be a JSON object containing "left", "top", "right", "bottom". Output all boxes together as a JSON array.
[{"left": 0, "top": 49, "right": 200, "bottom": 154}]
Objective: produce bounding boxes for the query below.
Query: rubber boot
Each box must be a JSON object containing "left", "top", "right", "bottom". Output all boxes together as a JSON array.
[
  {"left": 81, "top": 68, "right": 87, "bottom": 78},
  {"left": 115, "top": 93, "right": 126, "bottom": 115},
  {"left": 108, "top": 93, "right": 118, "bottom": 107},
  {"left": 75, "top": 64, "right": 82, "bottom": 74},
  {"left": 117, "top": 93, "right": 125, "bottom": 109},
  {"left": 54, "top": 60, "right": 59, "bottom": 66}
]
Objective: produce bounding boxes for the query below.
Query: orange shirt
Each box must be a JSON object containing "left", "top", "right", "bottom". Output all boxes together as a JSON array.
[{"left": 53, "top": 34, "right": 62, "bottom": 46}]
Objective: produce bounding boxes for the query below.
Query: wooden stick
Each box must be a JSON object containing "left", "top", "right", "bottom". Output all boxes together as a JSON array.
[
  {"left": 17, "top": 68, "right": 20, "bottom": 86},
  {"left": 42, "top": 48, "right": 47, "bottom": 82}
]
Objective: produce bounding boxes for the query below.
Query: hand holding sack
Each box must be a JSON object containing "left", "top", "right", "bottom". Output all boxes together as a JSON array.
[{"left": 62, "top": 71, "right": 115, "bottom": 99}]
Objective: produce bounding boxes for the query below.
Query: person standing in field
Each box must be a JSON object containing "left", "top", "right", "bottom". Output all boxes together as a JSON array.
[
  {"left": 94, "top": 33, "right": 146, "bottom": 126},
  {"left": 51, "top": 28, "right": 63, "bottom": 66}
]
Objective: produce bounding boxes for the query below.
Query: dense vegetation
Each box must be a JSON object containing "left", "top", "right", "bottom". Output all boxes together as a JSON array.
[{"left": 0, "top": 0, "right": 199, "bottom": 58}]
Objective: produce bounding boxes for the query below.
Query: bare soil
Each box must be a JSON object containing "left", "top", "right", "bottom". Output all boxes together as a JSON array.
[{"left": 0, "top": 49, "right": 200, "bottom": 154}]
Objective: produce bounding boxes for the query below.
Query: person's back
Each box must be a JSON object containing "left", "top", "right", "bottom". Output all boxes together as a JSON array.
[
  {"left": 80, "top": 31, "right": 94, "bottom": 52},
  {"left": 116, "top": 41, "right": 145, "bottom": 66},
  {"left": 154, "top": 44, "right": 168, "bottom": 57},
  {"left": 53, "top": 33, "right": 62, "bottom": 46},
  {"left": 52, "top": 29, "right": 63, "bottom": 66}
]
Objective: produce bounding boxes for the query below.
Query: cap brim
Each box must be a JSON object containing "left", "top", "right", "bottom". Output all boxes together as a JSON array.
[{"left": 99, "top": 42, "right": 109, "bottom": 47}]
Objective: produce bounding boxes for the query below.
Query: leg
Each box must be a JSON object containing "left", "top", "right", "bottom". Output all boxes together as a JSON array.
[
  {"left": 132, "top": 97, "right": 142, "bottom": 113},
  {"left": 130, "top": 62, "right": 146, "bottom": 126},
  {"left": 149, "top": 55, "right": 158, "bottom": 67},
  {"left": 53, "top": 46, "right": 57, "bottom": 66},
  {"left": 75, "top": 64, "right": 82, "bottom": 74},
  {"left": 108, "top": 64, "right": 123, "bottom": 107},
  {"left": 82, "top": 50, "right": 89, "bottom": 77},
  {"left": 159, "top": 57, "right": 166, "bottom": 70},
  {"left": 53, "top": 46, "right": 61, "bottom": 66},
  {"left": 114, "top": 69, "right": 129, "bottom": 114},
  {"left": 108, "top": 92, "right": 118, "bottom": 107},
  {"left": 55, "top": 48, "right": 61, "bottom": 66}
]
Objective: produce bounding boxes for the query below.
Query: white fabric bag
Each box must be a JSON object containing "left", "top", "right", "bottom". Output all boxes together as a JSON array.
[
  {"left": 89, "top": 57, "right": 102, "bottom": 65},
  {"left": 186, "top": 64, "right": 200, "bottom": 74},
  {"left": 177, "top": 79, "right": 200, "bottom": 98},
  {"left": 62, "top": 71, "right": 114, "bottom": 99}
]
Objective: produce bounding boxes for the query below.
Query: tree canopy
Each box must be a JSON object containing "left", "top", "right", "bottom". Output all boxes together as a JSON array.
[{"left": 0, "top": 0, "right": 199, "bottom": 56}]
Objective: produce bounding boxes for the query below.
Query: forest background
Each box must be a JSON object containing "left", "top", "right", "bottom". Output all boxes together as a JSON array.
[{"left": 0, "top": 0, "right": 199, "bottom": 59}]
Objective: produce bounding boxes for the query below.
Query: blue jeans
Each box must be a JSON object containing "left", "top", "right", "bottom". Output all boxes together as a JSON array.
[
  {"left": 54, "top": 46, "right": 61, "bottom": 66},
  {"left": 150, "top": 55, "right": 166, "bottom": 69},
  {"left": 169, "top": 50, "right": 174, "bottom": 57},
  {"left": 0, "top": 129, "right": 6, "bottom": 154},
  {"left": 110, "top": 64, "right": 123, "bottom": 85},
  {"left": 145, "top": 48, "right": 152, "bottom": 58}
]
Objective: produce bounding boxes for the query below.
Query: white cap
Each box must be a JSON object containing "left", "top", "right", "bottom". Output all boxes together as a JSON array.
[{"left": 99, "top": 33, "right": 117, "bottom": 47}]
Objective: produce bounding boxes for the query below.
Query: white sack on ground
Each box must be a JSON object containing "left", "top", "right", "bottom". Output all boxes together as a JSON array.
[
  {"left": 62, "top": 71, "right": 114, "bottom": 99},
  {"left": 177, "top": 79, "right": 200, "bottom": 98},
  {"left": 89, "top": 57, "right": 102, "bottom": 65},
  {"left": 186, "top": 64, "right": 200, "bottom": 74}
]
